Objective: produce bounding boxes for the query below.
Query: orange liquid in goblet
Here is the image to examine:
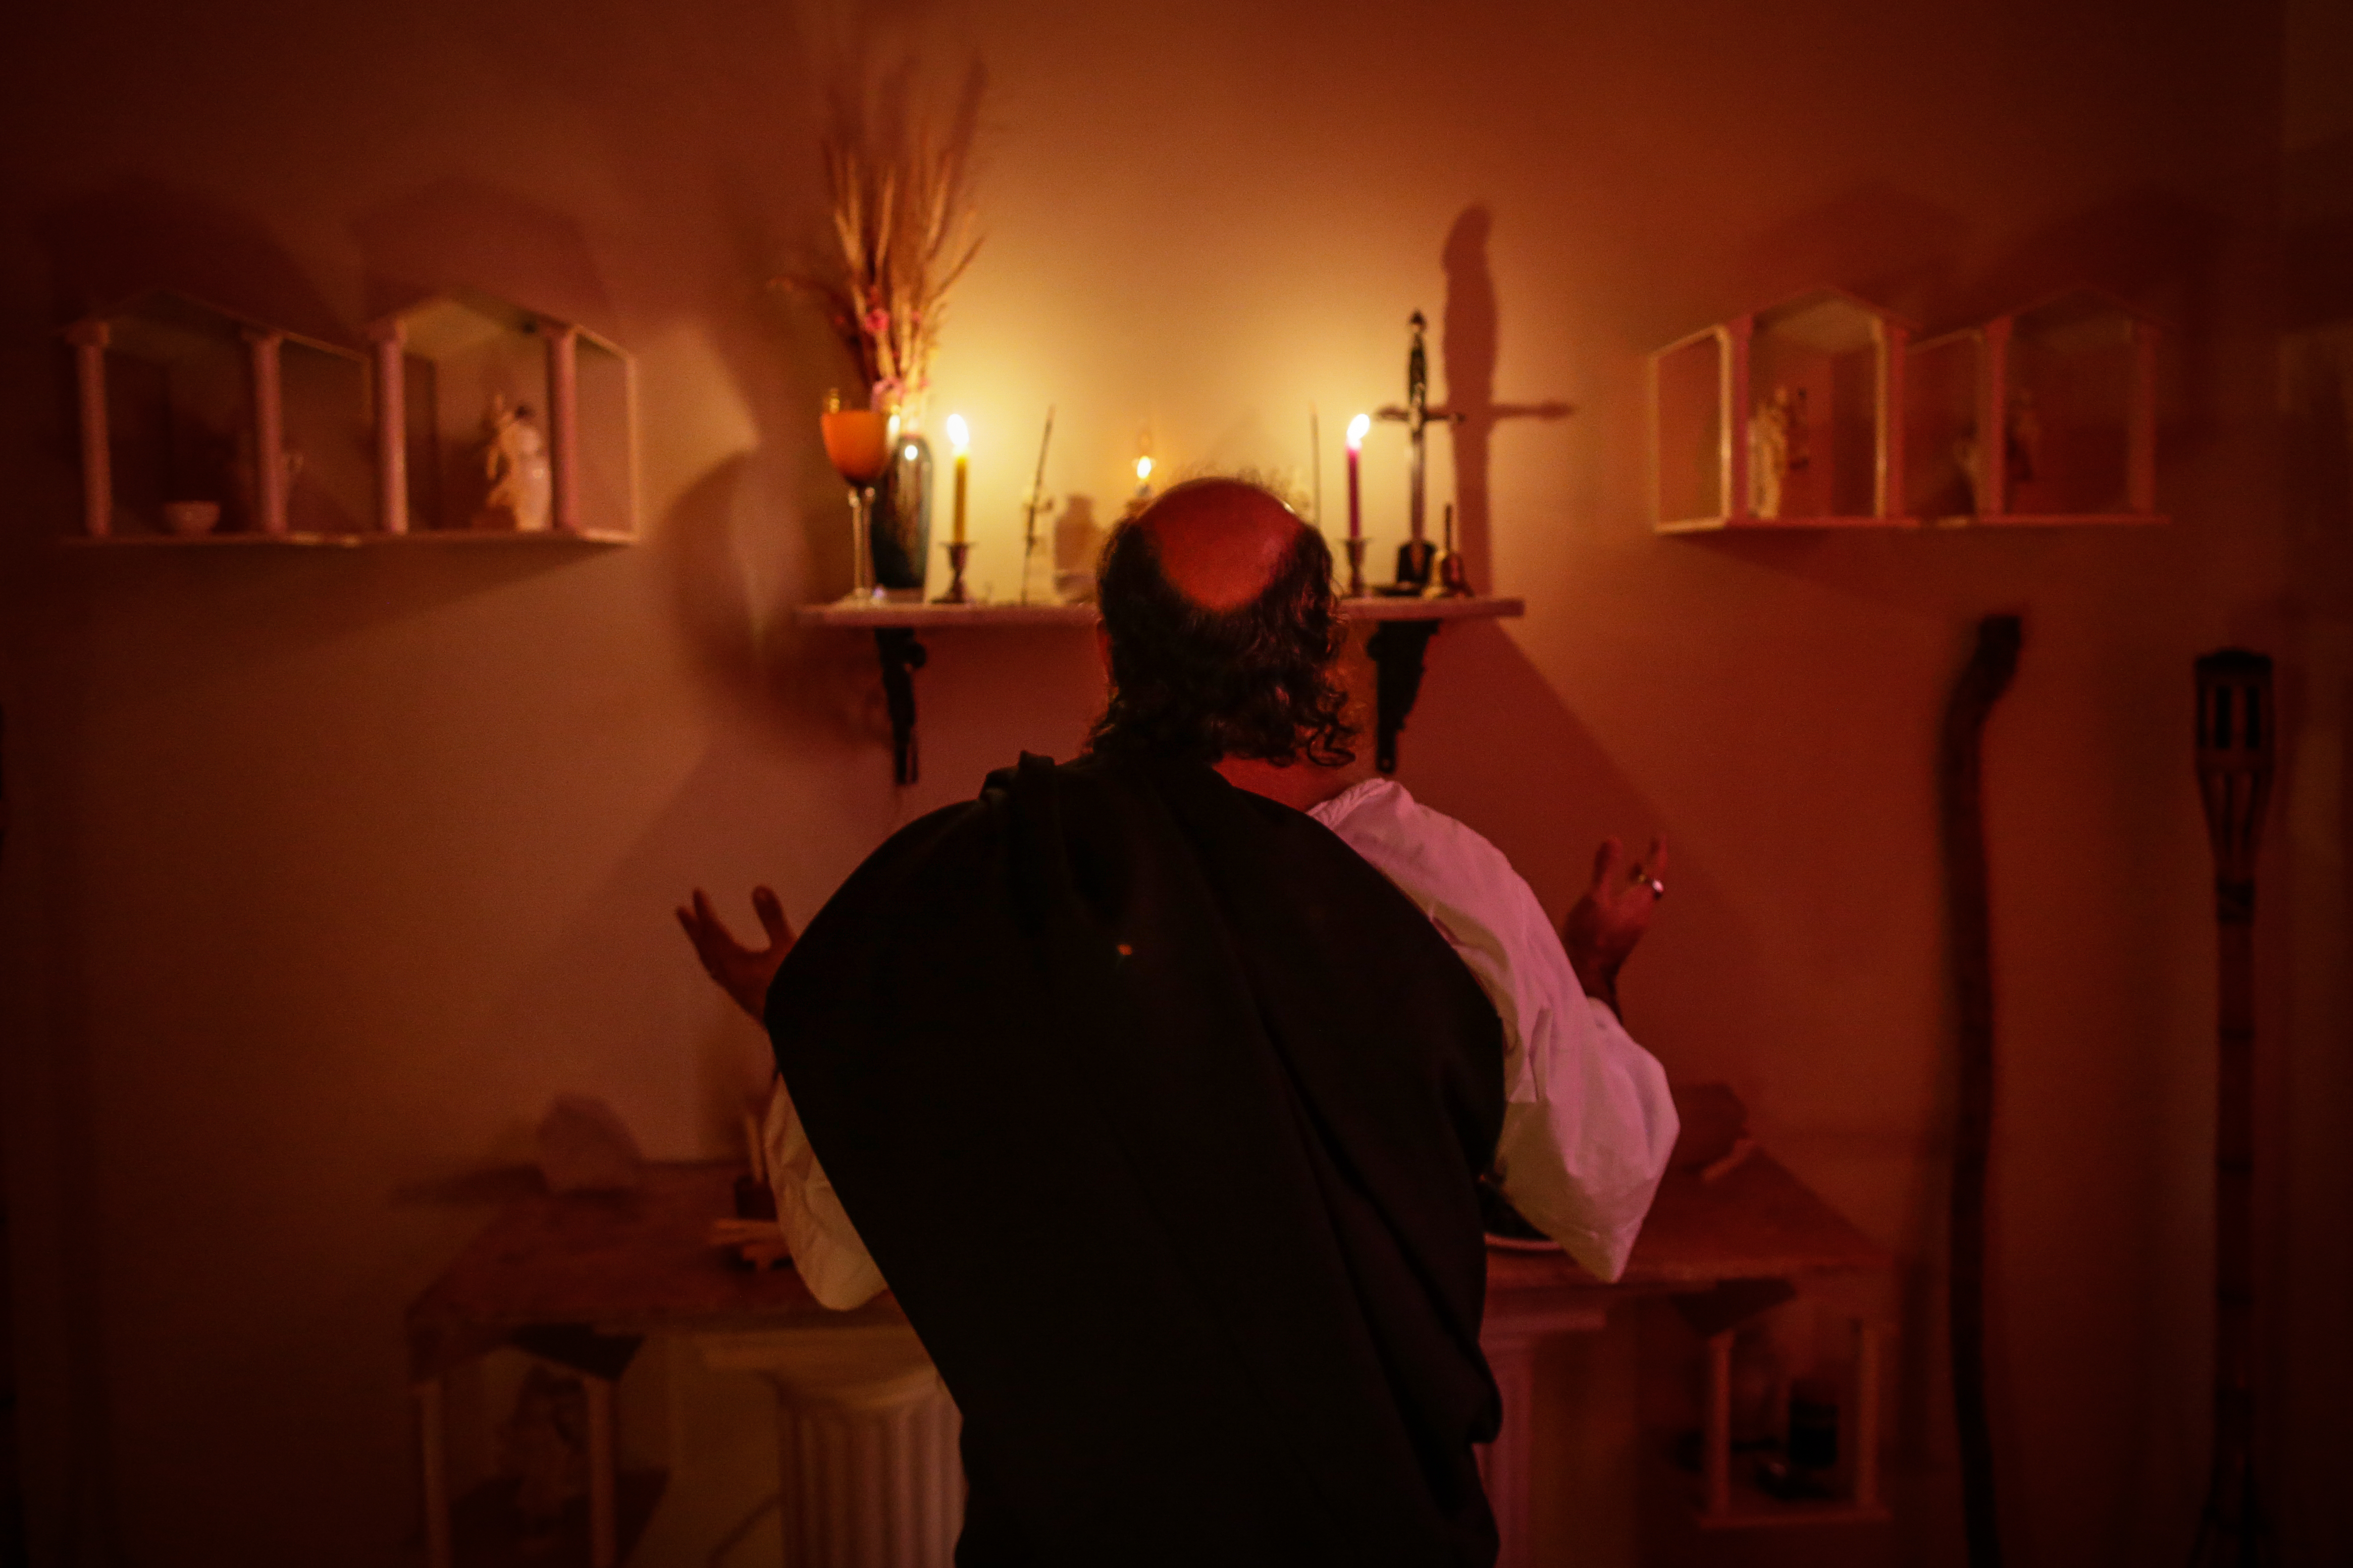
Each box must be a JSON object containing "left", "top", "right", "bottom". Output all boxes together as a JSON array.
[{"left": 820, "top": 410, "right": 893, "bottom": 484}]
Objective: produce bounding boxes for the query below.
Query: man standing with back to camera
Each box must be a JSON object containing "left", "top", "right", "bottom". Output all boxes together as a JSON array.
[{"left": 680, "top": 478, "right": 1677, "bottom": 1566}]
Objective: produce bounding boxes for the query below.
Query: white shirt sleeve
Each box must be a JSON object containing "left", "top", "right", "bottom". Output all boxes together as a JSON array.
[
  {"left": 762, "top": 1075, "right": 889, "bottom": 1311},
  {"left": 1311, "top": 779, "right": 1679, "bottom": 1281}
]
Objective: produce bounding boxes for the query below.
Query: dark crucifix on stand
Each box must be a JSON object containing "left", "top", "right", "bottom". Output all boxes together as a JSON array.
[
  {"left": 1361, "top": 305, "right": 1563, "bottom": 772},
  {"left": 1374, "top": 310, "right": 1462, "bottom": 594},
  {"left": 1362, "top": 309, "right": 1455, "bottom": 771}
]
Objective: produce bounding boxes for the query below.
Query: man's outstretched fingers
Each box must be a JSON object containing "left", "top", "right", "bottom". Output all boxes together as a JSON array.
[
  {"left": 754, "top": 885, "right": 793, "bottom": 944},
  {"left": 696, "top": 890, "right": 744, "bottom": 946},
  {"left": 1626, "top": 838, "right": 1667, "bottom": 897},
  {"left": 681, "top": 889, "right": 754, "bottom": 977},
  {"left": 1590, "top": 834, "right": 1625, "bottom": 889}
]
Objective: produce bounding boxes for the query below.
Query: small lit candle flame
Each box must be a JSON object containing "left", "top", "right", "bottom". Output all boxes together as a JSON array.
[
  {"left": 1136, "top": 455, "right": 1154, "bottom": 484},
  {"left": 947, "top": 413, "right": 970, "bottom": 453},
  {"left": 1347, "top": 412, "right": 1371, "bottom": 450}
]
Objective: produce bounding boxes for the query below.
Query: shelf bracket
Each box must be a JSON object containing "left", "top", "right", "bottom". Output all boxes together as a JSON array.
[
  {"left": 874, "top": 628, "right": 928, "bottom": 785},
  {"left": 1366, "top": 619, "right": 1440, "bottom": 775}
]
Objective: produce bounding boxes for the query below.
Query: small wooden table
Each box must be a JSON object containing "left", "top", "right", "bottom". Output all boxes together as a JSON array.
[
  {"left": 1479, "top": 1153, "right": 1895, "bottom": 1559},
  {"left": 408, "top": 1153, "right": 1890, "bottom": 1565},
  {"left": 407, "top": 1166, "right": 899, "bottom": 1567}
]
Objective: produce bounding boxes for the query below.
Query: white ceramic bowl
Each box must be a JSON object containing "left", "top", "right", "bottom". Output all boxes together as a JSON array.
[{"left": 162, "top": 501, "right": 221, "bottom": 537}]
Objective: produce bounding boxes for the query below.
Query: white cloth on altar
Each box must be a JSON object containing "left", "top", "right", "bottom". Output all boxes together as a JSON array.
[{"left": 760, "top": 1074, "right": 886, "bottom": 1310}]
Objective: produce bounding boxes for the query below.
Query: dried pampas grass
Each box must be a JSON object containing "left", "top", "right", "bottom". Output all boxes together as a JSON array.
[{"left": 781, "top": 61, "right": 984, "bottom": 427}]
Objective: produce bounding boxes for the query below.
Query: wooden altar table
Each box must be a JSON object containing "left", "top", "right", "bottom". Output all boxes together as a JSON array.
[{"left": 407, "top": 1152, "right": 1890, "bottom": 1566}]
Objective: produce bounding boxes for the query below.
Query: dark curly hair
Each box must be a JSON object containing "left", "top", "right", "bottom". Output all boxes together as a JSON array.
[{"left": 1086, "top": 499, "right": 1356, "bottom": 769}]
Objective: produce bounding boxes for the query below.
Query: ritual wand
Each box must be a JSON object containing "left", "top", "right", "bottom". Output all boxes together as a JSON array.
[
  {"left": 1309, "top": 405, "right": 1323, "bottom": 533},
  {"left": 2188, "top": 648, "right": 2277, "bottom": 1568},
  {"left": 1019, "top": 405, "right": 1055, "bottom": 605}
]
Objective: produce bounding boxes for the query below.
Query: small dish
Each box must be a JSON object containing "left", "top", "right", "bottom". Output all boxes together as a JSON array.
[{"left": 161, "top": 501, "right": 221, "bottom": 537}]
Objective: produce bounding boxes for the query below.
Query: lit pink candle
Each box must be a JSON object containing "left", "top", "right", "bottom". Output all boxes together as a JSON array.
[{"left": 1346, "top": 413, "right": 1369, "bottom": 540}]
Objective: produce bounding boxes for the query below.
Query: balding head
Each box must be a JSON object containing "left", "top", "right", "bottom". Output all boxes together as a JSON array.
[
  {"left": 1088, "top": 476, "right": 1356, "bottom": 769},
  {"left": 1134, "top": 478, "right": 1308, "bottom": 613}
]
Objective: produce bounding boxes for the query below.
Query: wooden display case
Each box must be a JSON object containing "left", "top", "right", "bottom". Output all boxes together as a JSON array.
[
  {"left": 368, "top": 290, "right": 639, "bottom": 540},
  {"left": 1903, "top": 322, "right": 1987, "bottom": 524},
  {"left": 1905, "top": 287, "right": 2162, "bottom": 526},
  {"left": 67, "top": 291, "right": 372, "bottom": 542},
  {"left": 64, "top": 289, "right": 638, "bottom": 552},
  {"left": 1692, "top": 1308, "right": 1889, "bottom": 1529},
  {"left": 1989, "top": 287, "right": 2160, "bottom": 524},
  {"left": 1652, "top": 287, "right": 1915, "bottom": 532}
]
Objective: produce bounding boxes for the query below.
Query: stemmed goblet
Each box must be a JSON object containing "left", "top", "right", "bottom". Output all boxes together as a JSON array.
[{"left": 820, "top": 395, "right": 894, "bottom": 603}]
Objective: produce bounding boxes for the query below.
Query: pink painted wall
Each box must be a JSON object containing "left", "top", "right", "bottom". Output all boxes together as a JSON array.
[{"left": 1, "top": 0, "right": 2336, "bottom": 1562}]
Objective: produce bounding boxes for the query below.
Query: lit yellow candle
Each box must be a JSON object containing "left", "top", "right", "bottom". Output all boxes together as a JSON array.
[{"left": 947, "top": 413, "right": 970, "bottom": 545}]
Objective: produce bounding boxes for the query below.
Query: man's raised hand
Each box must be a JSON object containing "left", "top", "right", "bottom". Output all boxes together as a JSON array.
[
  {"left": 1560, "top": 835, "right": 1668, "bottom": 1012},
  {"left": 676, "top": 886, "right": 795, "bottom": 1022}
]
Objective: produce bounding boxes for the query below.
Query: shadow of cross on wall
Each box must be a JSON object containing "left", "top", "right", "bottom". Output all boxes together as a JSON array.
[{"left": 1438, "top": 204, "right": 1571, "bottom": 585}]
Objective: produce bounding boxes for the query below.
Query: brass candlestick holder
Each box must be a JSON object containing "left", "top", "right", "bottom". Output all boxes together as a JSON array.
[
  {"left": 936, "top": 542, "right": 973, "bottom": 605},
  {"left": 1343, "top": 537, "right": 1369, "bottom": 598}
]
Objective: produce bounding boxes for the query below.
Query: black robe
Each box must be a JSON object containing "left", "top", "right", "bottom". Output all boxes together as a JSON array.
[{"left": 767, "top": 753, "right": 1507, "bottom": 1566}]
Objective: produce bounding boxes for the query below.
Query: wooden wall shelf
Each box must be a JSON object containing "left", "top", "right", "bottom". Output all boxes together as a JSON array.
[
  {"left": 67, "top": 290, "right": 373, "bottom": 543},
  {"left": 62, "top": 530, "right": 635, "bottom": 550},
  {"left": 1905, "top": 287, "right": 2162, "bottom": 528},
  {"left": 1651, "top": 288, "right": 1914, "bottom": 533},
  {"left": 1655, "top": 284, "right": 2166, "bottom": 533},
  {"left": 797, "top": 600, "right": 1096, "bottom": 629},
  {"left": 796, "top": 593, "right": 1526, "bottom": 784},
  {"left": 65, "top": 287, "right": 640, "bottom": 547},
  {"left": 1659, "top": 512, "right": 2165, "bottom": 536},
  {"left": 1657, "top": 514, "right": 1919, "bottom": 536},
  {"left": 797, "top": 593, "right": 1524, "bottom": 630},
  {"left": 370, "top": 290, "right": 641, "bottom": 540}
]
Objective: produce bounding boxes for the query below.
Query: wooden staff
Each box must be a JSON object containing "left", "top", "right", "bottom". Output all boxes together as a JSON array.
[
  {"left": 2189, "top": 649, "right": 2275, "bottom": 1568},
  {"left": 1940, "top": 613, "right": 2020, "bottom": 1568}
]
